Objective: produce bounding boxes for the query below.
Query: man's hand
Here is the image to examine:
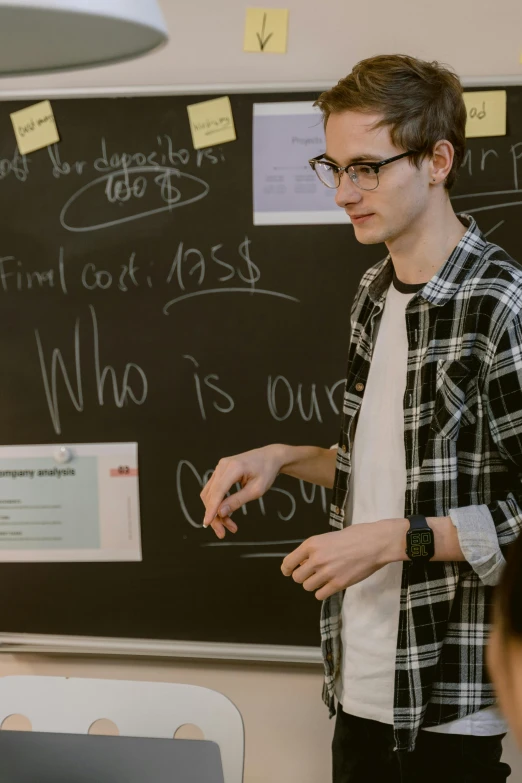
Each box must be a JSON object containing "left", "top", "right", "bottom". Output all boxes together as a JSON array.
[
  {"left": 281, "top": 519, "right": 408, "bottom": 600},
  {"left": 200, "top": 445, "right": 285, "bottom": 539}
]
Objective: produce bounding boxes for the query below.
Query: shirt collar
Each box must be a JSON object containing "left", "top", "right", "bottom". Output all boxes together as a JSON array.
[{"left": 368, "top": 214, "right": 486, "bottom": 306}]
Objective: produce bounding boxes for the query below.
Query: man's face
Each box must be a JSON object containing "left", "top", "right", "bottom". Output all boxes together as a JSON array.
[{"left": 324, "top": 111, "right": 431, "bottom": 247}]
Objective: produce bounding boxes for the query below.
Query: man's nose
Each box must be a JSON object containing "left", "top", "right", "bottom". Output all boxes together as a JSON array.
[{"left": 334, "top": 171, "right": 362, "bottom": 209}]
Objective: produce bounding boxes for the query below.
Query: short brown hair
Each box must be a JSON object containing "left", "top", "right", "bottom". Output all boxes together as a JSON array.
[{"left": 314, "top": 54, "right": 466, "bottom": 190}]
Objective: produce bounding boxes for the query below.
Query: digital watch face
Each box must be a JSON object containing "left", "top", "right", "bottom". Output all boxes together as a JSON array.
[{"left": 408, "top": 530, "right": 434, "bottom": 558}]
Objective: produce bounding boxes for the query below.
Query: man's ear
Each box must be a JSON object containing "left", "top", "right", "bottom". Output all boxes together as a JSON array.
[{"left": 429, "top": 139, "right": 454, "bottom": 185}]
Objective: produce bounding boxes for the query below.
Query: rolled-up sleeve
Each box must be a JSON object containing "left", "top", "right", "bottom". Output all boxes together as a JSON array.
[{"left": 448, "top": 504, "right": 506, "bottom": 586}]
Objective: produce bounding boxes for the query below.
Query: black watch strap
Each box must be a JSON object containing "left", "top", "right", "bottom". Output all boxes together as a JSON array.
[
  {"left": 408, "top": 514, "right": 429, "bottom": 532},
  {"left": 405, "top": 514, "right": 435, "bottom": 562}
]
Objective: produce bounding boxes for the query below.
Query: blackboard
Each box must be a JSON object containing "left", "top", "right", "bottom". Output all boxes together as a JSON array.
[{"left": 0, "top": 85, "right": 520, "bottom": 654}]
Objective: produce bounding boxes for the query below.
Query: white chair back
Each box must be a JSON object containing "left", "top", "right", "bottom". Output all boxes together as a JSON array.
[{"left": 0, "top": 675, "right": 244, "bottom": 783}]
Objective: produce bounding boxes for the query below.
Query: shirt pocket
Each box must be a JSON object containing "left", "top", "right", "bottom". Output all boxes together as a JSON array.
[{"left": 431, "top": 355, "right": 480, "bottom": 441}]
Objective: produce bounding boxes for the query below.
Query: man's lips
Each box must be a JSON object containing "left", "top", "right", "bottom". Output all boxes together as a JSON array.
[{"left": 349, "top": 213, "right": 374, "bottom": 223}]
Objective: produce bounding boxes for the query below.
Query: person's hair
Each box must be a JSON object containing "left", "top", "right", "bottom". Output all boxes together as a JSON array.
[
  {"left": 314, "top": 54, "right": 467, "bottom": 190},
  {"left": 496, "top": 531, "right": 522, "bottom": 640}
]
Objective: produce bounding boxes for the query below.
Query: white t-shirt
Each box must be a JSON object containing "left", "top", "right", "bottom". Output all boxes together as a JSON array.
[{"left": 336, "top": 274, "right": 507, "bottom": 736}]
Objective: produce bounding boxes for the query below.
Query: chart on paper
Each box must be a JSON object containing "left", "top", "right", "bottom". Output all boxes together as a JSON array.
[{"left": 0, "top": 443, "right": 141, "bottom": 562}]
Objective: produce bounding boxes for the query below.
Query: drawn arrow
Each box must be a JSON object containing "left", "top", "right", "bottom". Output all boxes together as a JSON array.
[{"left": 256, "top": 13, "right": 273, "bottom": 51}]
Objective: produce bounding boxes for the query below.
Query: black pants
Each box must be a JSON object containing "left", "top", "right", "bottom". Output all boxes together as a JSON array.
[{"left": 332, "top": 704, "right": 511, "bottom": 783}]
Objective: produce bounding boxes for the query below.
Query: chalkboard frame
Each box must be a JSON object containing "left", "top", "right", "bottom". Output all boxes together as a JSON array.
[{"left": 0, "top": 75, "right": 520, "bottom": 663}]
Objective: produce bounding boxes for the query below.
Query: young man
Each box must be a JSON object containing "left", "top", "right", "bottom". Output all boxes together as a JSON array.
[{"left": 200, "top": 54, "right": 521, "bottom": 781}]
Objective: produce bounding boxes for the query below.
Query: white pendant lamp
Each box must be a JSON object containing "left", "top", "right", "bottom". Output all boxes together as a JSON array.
[{"left": 0, "top": 0, "right": 169, "bottom": 75}]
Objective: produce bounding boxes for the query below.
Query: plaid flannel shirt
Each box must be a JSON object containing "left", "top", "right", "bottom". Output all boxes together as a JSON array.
[{"left": 321, "top": 215, "right": 522, "bottom": 752}]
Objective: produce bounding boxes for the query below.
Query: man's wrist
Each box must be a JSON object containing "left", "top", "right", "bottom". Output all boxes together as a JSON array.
[
  {"left": 269, "top": 443, "right": 292, "bottom": 474},
  {"left": 378, "top": 518, "right": 410, "bottom": 565}
]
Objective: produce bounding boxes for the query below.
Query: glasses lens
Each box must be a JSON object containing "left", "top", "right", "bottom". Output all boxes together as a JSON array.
[
  {"left": 351, "top": 164, "right": 378, "bottom": 191},
  {"left": 313, "top": 161, "right": 338, "bottom": 188}
]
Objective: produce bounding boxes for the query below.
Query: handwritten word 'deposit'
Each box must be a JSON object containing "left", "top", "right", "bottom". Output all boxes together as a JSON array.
[{"left": 0, "top": 135, "right": 224, "bottom": 183}]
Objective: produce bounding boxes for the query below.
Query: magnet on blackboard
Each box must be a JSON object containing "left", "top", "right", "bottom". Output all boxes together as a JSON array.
[{"left": 54, "top": 446, "right": 72, "bottom": 464}]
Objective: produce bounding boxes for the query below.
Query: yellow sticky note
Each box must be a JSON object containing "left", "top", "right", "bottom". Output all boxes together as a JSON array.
[
  {"left": 187, "top": 96, "right": 236, "bottom": 150},
  {"left": 10, "top": 100, "right": 60, "bottom": 155},
  {"left": 463, "top": 91, "right": 507, "bottom": 138},
  {"left": 244, "top": 8, "right": 289, "bottom": 53}
]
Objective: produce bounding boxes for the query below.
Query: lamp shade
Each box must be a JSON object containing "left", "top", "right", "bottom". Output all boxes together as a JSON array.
[{"left": 0, "top": 0, "right": 168, "bottom": 75}]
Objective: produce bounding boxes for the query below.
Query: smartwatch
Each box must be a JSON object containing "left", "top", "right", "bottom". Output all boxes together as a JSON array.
[{"left": 405, "top": 515, "right": 434, "bottom": 562}]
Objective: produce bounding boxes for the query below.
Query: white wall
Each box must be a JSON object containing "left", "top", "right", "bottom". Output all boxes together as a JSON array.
[
  {"left": 1, "top": 1, "right": 522, "bottom": 780},
  {"left": 0, "top": 0, "right": 522, "bottom": 94}
]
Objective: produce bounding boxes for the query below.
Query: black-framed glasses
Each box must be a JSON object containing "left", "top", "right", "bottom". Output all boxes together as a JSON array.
[{"left": 308, "top": 150, "right": 415, "bottom": 191}]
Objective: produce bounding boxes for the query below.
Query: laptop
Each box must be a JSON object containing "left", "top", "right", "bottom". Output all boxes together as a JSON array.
[{"left": 0, "top": 729, "right": 226, "bottom": 782}]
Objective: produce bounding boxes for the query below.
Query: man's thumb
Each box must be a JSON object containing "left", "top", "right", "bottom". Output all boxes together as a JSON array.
[{"left": 218, "top": 485, "right": 258, "bottom": 517}]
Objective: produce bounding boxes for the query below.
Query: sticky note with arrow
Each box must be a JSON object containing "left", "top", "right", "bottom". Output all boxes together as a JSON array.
[{"left": 244, "top": 8, "right": 289, "bottom": 54}]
